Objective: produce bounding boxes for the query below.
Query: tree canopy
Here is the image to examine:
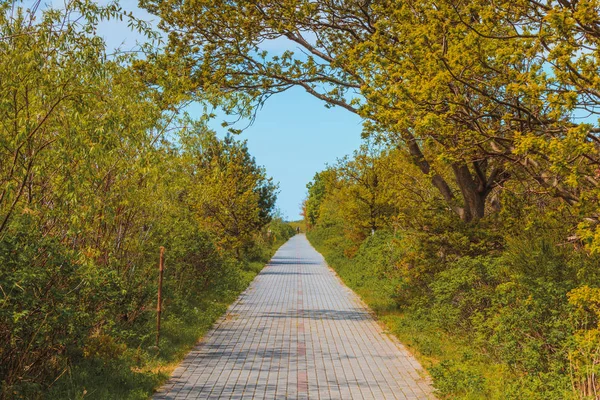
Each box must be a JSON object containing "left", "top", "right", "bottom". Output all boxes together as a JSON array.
[
  {"left": 0, "top": 2, "right": 288, "bottom": 396},
  {"left": 144, "top": 0, "right": 600, "bottom": 228}
]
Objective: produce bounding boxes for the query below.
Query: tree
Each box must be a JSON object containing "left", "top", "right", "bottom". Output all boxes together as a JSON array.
[
  {"left": 143, "top": 0, "right": 600, "bottom": 224},
  {"left": 181, "top": 124, "right": 278, "bottom": 252},
  {"left": 335, "top": 143, "right": 395, "bottom": 234},
  {"left": 305, "top": 172, "right": 327, "bottom": 229},
  {"left": 0, "top": 0, "right": 174, "bottom": 390}
]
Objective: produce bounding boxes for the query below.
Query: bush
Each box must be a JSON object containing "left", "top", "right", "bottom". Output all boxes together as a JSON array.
[
  {"left": 430, "top": 256, "right": 499, "bottom": 331},
  {"left": 307, "top": 219, "right": 600, "bottom": 399}
]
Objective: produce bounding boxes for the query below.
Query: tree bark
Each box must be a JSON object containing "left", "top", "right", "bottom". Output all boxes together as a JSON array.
[
  {"left": 401, "top": 132, "right": 465, "bottom": 217},
  {"left": 452, "top": 163, "right": 488, "bottom": 222},
  {"left": 400, "top": 131, "right": 500, "bottom": 223}
]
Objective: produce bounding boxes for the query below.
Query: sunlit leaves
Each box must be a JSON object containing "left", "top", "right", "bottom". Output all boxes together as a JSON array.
[{"left": 0, "top": 2, "right": 280, "bottom": 394}]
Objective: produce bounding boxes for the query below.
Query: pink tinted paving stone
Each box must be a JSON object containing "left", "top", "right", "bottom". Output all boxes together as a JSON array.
[{"left": 153, "top": 235, "right": 434, "bottom": 399}]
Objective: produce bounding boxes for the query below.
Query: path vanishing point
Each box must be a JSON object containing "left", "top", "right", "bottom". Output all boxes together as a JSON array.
[{"left": 154, "top": 234, "right": 433, "bottom": 399}]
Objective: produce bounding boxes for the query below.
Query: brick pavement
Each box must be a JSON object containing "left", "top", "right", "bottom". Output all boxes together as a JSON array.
[{"left": 153, "top": 234, "right": 433, "bottom": 399}]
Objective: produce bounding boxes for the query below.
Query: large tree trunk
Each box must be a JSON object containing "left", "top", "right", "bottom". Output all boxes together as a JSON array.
[
  {"left": 452, "top": 163, "right": 488, "bottom": 222},
  {"left": 401, "top": 131, "right": 502, "bottom": 223},
  {"left": 403, "top": 133, "right": 464, "bottom": 217}
]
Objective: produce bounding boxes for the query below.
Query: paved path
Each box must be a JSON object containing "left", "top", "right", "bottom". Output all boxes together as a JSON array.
[{"left": 154, "top": 235, "right": 433, "bottom": 399}]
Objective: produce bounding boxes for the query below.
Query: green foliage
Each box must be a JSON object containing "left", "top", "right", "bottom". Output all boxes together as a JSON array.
[
  {"left": 305, "top": 171, "right": 329, "bottom": 229},
  {"left": 145, "top": 0, "right": 600, "bottom": 226},
  {"left": 0, "top": 3, "right": 294, "bottom": 398},
  {"left": 181, "top": 126, "right": 278, "bottom": 252},
  {"left": 567, "top": 286, "right": 600, "bottom": 397},
  {"left": 429, "top": 361, "right": 486, "bottom": 398},
  {"left": 429, "top": 256, "right": 499, "bottom": 331},
  {"left": 307, "top": 205, "right": 600, "bottom": 398}
]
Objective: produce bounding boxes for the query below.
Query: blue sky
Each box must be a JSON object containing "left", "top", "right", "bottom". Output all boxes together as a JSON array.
[
  {"left": 25, "top": 0, "right": 364, "bottom": 220},
  {"left": 196, "top": 95, "right": 363, "bottom": 220}
]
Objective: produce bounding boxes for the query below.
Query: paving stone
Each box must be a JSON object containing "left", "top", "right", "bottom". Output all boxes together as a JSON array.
[{"left": 154, "top": 235, "right": 433, "bottom": 399}]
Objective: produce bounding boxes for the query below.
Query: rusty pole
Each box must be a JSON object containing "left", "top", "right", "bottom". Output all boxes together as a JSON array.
[{"left": 156, "top": 246, "right": 165, "bottom": 347}]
